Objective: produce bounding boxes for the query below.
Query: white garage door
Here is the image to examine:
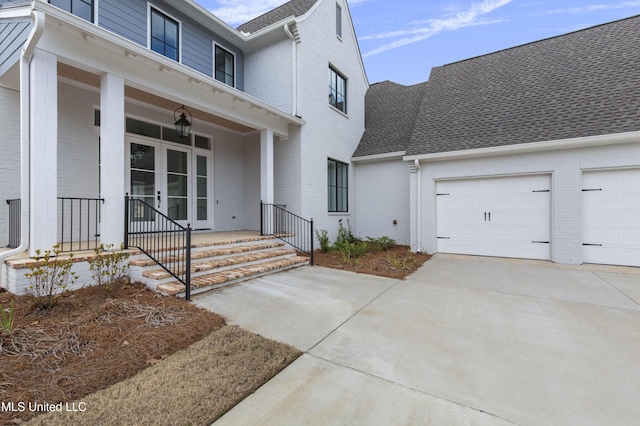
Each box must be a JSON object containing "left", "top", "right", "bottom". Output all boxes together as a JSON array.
[
  {"left": 582, "top": 169, "right": 640, "bottom": 267},
  {"left": 436, "top": 175, "right": 551, "bottom": 260}
]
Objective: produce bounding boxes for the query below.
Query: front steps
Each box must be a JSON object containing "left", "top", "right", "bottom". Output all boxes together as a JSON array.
[{"left": 129, "top": 236, "right": 310, "bottom": 297}]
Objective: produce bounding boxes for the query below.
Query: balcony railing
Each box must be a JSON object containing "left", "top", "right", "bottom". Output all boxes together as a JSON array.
[{"left": 58, "top": 197, "right": 104, "bottom": 252}]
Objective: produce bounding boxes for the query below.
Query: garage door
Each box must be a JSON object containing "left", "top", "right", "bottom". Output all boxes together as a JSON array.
[
  {"left": 436, "top": 175, "right": 551, "bottom": 260},
  {"left": 582, "top": 169, "right": 640, "bottom": 267}
]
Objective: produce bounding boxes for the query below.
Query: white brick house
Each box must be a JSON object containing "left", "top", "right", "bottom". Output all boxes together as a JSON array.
[{"left": 353, "top": 16, "right": 640, "bottom": 267}]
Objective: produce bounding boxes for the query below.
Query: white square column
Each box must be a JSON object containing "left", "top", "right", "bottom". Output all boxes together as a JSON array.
[
  {"left": 260, "top": 129, "right": 274, "bottom": 205},
  {"left": 29, "top": 49, "right": 58, "bottom": 255},
  {"left": 99, "top": 73, "right": 125, "bottom": 247}
]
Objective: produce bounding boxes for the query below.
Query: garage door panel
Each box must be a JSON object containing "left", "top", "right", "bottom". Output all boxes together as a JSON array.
[
  {"left": 582, "top": 169, "right": 640, "bottom": 267},
  {"left": 436, "top": 175, "right": 550, "bottom": 260}
]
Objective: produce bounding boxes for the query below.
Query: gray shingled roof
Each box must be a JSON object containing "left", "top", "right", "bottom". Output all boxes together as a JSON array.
[
  {"left": 352, "top": 81, "right": 428, "bottom": 157},
  {"left": 405, "top": 15, "right": 640, "bottom": 156},
  {"left": 237, "top": 0, "right": 318, "bottom": 33}
]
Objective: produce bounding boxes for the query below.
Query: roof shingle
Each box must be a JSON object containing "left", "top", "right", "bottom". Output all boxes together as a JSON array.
[
  {"left": 237, "top": 0, "right": 318, "bottom": 33},
  {"left": 405, "top": 15, "right": 640, "bottom": 156}
]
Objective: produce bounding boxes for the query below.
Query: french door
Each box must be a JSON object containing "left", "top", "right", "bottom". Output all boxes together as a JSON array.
[{"left": 127, "top": 138, "right": 211, "bottom": 229}]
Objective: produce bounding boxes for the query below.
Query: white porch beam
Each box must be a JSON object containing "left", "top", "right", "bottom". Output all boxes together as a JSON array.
[
  {"left": 29, "top": 48, "right": 58, "bottom": 255},
  {"left": 260, "top": 129, "right": 274, "bottom": 205},
  {"left": 100, "top": 73, "right": 125, "bottom": 247}
]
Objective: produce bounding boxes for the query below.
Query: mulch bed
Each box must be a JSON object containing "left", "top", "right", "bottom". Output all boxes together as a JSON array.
[
  {"left": 312, "top": 244, "right": 431, "bottom": 279},
  {"left": 0, "top": 282, "right": 225, "bottom": 425}
]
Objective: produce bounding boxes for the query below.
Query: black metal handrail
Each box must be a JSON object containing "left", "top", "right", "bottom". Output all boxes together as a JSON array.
[
  {"left": 260, "top": 201, "right": 314, "bottom": 265},
  {"left": 58, "top": 197, "right": 104, "bottom": 252},
  {"left": 124, "top": 195, "right": 192, "bottom": 300},
  {"left": 6, "top": 199, "right": 20, "bottom": 248}
]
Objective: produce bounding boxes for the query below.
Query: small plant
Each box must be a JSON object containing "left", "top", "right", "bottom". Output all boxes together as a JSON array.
[
  {"left": 352, "top": 241, "right": 369, "bottom": 258},
  {"left": 387, "top": 248, "right": 415, "bottom": 271},
  {"left": 366, "top": 236, "right": 396, "bottom": 252},
  {"left": 315, "top": 229, "right": 331, "bottom": 253},
  {"left": 89, "top": 243, "right": 130, "bottom": 295},
  {"left": 25, "top": 244, "right": 78, "bottom": 309},
  {"left": 336, "top": 241, "right": 354, "bottom": 266},
  {"left": 335, "top": 220, "right": 356, "bottom": 246},
  {"left": 0, "top": 298, "right": 14, "bottom": 332}
]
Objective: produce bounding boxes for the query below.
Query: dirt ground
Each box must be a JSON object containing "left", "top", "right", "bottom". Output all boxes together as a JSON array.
[
  {"left": 0, "top": 282, "right": 300, "bottom": 425},
  {"left": 312, "top": 245, "right": 431, "bottom": 279}
]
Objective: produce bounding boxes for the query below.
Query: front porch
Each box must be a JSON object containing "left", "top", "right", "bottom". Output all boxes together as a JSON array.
[{"left": 2, "top": 230, "right": 310, "bottom": 297}]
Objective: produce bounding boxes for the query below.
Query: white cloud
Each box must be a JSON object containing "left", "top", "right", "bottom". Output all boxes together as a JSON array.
[
  {"left": 362, "top": 0, "right": 513, "bottom": 57},
  {"left": 546, "top": 1, "right": 640, "bottom": 15}
]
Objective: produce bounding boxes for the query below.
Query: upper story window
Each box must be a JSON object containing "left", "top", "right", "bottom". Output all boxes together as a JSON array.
[
  {"left": 336, "top": 3, "right": 342, "bottom": 38},
  {"left": 149, "top": 7, "right": 180, "bottom": 61},
  {"left": 329, "top": 66, "right": 347, "bottom": 114},
  {"left": 49, "top": 0, "right": 93, "bottom": 22},
  {"left": 215, "top": 45, "right": 235, "bottom": 87}
]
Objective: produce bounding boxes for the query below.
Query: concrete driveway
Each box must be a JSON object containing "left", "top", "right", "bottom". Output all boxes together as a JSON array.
[{"left": 194, "top": 254, "right": 640, "bottom": 425}]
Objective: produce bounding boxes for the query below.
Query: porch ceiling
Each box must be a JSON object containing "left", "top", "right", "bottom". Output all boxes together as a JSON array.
[{"left": 58, "top": 63, "right": 255, "bottom": 134}]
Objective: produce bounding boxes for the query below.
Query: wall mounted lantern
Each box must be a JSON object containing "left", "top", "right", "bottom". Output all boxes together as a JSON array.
[{"left": 174, "top": 105, "right": 192, "bottom": 139}]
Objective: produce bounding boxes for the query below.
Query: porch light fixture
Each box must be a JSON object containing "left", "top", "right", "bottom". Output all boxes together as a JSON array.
[{"left": 174, "top": 105, "right": 192, "bottom": 139}]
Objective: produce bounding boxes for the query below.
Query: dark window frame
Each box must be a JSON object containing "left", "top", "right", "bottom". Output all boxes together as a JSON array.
[
  {"left": 214, "top": 44, "right": 235, "bottom": 87},
  {"left": 149, "top": 6, "right": 180, "bottom": 62},
  {"left": 328, "top": 159, "right": 348, "bottom": 213},
  {"left": 49, "top": 0, "right": 94, "bottom": 22},
  {"left": 328, "top": 66, "right": 347, "bottom": 114}
]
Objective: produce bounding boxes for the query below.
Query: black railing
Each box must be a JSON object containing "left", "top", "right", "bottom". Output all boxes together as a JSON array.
[
  {"left": 260, "top": 201, "right": 314, "bottom": 265},
  {"left": 6, "top": 199, "right": 20, "bottom": 248},
  {"left": 124, "top": 195, "right": 192, "bottom": 300},
  {"left": 58, "top": 197, "right": 104, "bottom": 252}
]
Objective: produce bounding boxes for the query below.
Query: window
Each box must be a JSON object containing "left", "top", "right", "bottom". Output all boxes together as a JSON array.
[
  {"left": 150, "top": 7, "right": 179, "bottom": 61},
  {"left": 328, "top": 66, "right": 347, "bottom": 113},
  {"left": 49, "top": 0, "right": 93, "bottom": 22},
  {"left": 328, "top": 159, "right": 348, "bottom": 212},
  {"left": 336, "top": 3, "right": 342, "bottom": 38},
  {"left": 215, "top": 45, "right": 235, "bottom": 87}
]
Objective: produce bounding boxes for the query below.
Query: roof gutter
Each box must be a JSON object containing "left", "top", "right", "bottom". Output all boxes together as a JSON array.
[
  {"left": 403, "top": 130, "right": 640, "bottom": 162},
  {"left": 0, "top": 7, "right": 45, "bottom": 269}
]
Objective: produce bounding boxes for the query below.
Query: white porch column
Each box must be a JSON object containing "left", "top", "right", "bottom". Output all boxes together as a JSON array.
[
  {"left": 408, "top": 160, "right": 422, "bottom": 253},
  {"left": 100, "top": 73, "right": 125, "bottom": 247},
  {"left": 29, "top": 49, "right": 57, "bottom": 255},
  {"left": 260, "top": 129, "right": 274, "bottom": 204}
]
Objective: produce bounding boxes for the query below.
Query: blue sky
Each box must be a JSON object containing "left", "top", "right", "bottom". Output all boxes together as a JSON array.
[{"left": 195, "top": 0, "right": 640, "bottom": 85}]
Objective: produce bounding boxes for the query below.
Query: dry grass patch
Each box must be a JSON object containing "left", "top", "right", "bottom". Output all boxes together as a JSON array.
[{"left": 27, "top": 325, "right": 301, "bottom": 425}]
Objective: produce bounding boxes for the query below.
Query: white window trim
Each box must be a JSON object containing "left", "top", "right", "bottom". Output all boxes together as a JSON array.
[
  {"left": 213, "top": 42, "right": 237, "bottom": 88},
  {"left": 147, "top": 2, "right": 182, "bottom": 63}
]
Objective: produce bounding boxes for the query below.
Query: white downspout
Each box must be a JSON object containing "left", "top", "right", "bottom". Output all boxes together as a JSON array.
[
  {"left": 0, "top": 9, "right": 45, "bottom": 270},
  {"left": 283, "top": 22, "right": 298, "bottom": 116},
  {"left": 414, "top": 159, "right": 422, "bottom": 252}
]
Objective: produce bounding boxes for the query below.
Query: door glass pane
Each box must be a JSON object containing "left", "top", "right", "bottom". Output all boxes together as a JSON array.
[
  {"left": 167, "top": 150, "right": 187, "bottom": 173},
  {"left": 131, "top": 143, "right": 155, "bottom": 170},
  {"left": 168, "top": 198, "right": 187, "bottom": 220},
  {"left": 196, "top": 155, "right": 208, "bottom": 221},
  {"left": 131, "top": 171, "right": 154, "bottom": 196},
  {"left": 168, "top": 175, "right": 187, "bottom": 197}
]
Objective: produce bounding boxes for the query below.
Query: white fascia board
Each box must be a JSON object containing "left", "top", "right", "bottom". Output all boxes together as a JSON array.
[
  {"left": 403, "top": 131, "right": 640, "bottom": 163},
  {"left": 351, "top": 151, "right": 405, "bottom": 163},
  {"left": 34, "top": 3, "right": 304, "bottom": 136},
  {"left": 0, "top": 4, "right": 30, "bottom": 18},
  {"left": 243, "top": 17, "right": 296, "bottom": 53}
]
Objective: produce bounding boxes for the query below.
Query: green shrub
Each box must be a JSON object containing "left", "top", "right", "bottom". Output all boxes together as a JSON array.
[
  {"left": 25, "top": 245, "right": 78, "bottom": 309},
  {"left": 0, "top": 298, "right": 14, "bottom": 332},
  {"left": 335, "top": 220, "right": 356, "bottom": 246},
  {"left": 366, "top": 236, "right": 396, "bottom": 252},
  {"left": 88, "top": 243, "right": 130, "bottom": 295},
  {"left": 315, "top": 229, "right": 331, "bottom": 253}
]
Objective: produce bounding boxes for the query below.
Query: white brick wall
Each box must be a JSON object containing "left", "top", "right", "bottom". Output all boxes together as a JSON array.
[
  {"left": 415, "top": 140, "right": 640, "bottom": 264},
  {"left": 244, "top": 38, "right": 293, "bottom": 113},
  {"left": 354, "top": 160, "right": 410, "bottom": 245},
  {"left": 0, "top": 87, "right": 20, "bottom": 247}
]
